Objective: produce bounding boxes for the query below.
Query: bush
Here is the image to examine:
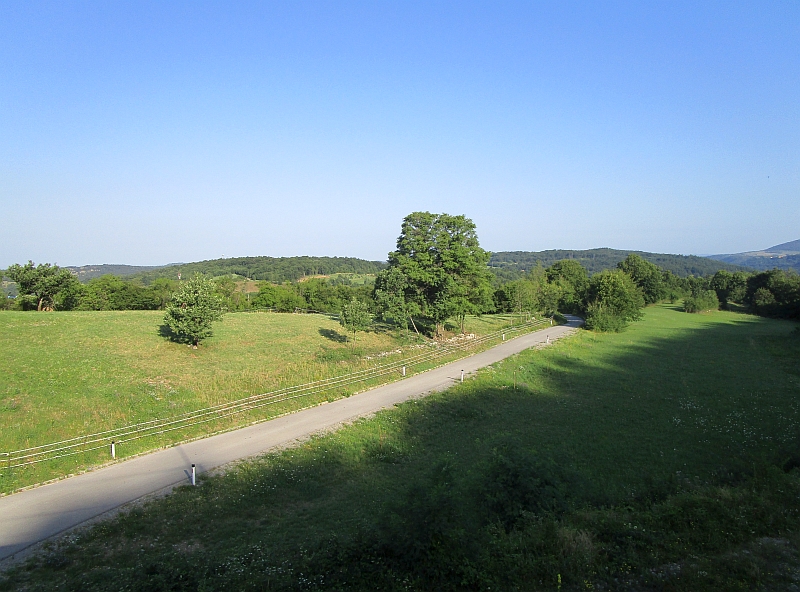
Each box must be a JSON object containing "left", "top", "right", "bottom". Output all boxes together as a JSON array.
[
  {"left": 162, "top": 275, "right": 225, "bottom": 347},
  {"left": 583, "top": 270, "right": 644, "bottom": 332},
  {"left": 683, "top": 290, "right": 719, "bottom": 313},
  {"left": 744, "top": 270, "right": 800, "bottom": 319},
  {"left": 584, "top": 302, "right": 629, "bottom": 332}
]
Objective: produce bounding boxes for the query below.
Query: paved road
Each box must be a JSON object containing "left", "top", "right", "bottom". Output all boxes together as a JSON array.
[{"left": 0, "top": 316, "right": 582, "bottom": 562}]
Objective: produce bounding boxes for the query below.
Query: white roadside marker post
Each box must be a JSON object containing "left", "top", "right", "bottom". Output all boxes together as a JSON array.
[
  {"left": 110, "top": 441, "right": 116, "bottom": 459},
  {"left": 461, "top": 370, "right": 464, "bottom": 383},
  {"left": 402, "top": 366, "right": 406, "bottom": 377},
  {"left": 502, "top": 333, "right": 505, "bottom": 341},
  {"left": 191, "top": 464, "right": 196, "bottom": 486}
]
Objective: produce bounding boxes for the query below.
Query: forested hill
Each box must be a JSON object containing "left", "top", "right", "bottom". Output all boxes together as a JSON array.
[
  {"left": 66, "top": 264, "right": 171, "bottom": 282},
  {"left": 489, "top": 248, "right": 750, "bottom": 282},
  {"left": 708, "top": 239, "right": 800, "bottom": 272},
  {"left": 129, "top": 256, "right": 387, "bottom": 284}
]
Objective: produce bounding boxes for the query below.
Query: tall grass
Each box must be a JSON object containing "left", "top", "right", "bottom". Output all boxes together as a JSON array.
[
  {"left": 3, "top": 305, "right": 798, "bottom": 590},
  {"left": 0, "top": 311, "right": 533, "bottom": 492}
]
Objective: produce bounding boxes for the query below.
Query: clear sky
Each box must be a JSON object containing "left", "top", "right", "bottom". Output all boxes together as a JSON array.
[{"left": 1, "top": 1, "right": 798, "bottom": 267}]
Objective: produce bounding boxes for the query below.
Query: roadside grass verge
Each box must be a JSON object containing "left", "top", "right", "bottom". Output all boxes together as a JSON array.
[
  {"left": 3, "top": 305, "right": 798, "bottom": 590},
  {"left": 0, "top": 311, "right": 534, "bottom": 493}
]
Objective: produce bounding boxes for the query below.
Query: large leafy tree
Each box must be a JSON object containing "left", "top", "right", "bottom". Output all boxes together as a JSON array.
[
  {"left": 384, "top": 212, "right": 493, "bottom": 337},
  {"left": 163, "top": 275, "right": 225, "bottom": 347},
  {"left": 5, "top": 261, "right": 78, "bottom": 311},
  {"left": 617, "top": 253, "right": 664, "bottom": 304}
]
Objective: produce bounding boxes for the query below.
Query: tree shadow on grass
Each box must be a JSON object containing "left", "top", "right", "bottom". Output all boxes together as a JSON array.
[
  {"left": 158, "top": 324, "right": 192, "bottom": 345},
  {"left": 319, "top": 328, "right": 347, "bottom": 343},
  {"left": 10, "top": 308, "right": 800, "bottom": 591}
]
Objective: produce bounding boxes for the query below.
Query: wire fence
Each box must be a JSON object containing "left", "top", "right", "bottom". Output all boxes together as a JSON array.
[{"left": 2, "top": 317, "right": 551, "bottom": 471}]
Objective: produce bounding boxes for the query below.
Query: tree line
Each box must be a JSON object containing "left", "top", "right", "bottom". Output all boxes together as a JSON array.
[
  {"left": 131, "top": 256, "right": 386, "bottom": 285},
  {"left": 0, "top": 264, "right": 375, "bottom": 314},
  {"left": 489, "top": 247, "right": 749, "bottom": 283},
  {"left": 4, "top": 214, "right": 799, "bottom": 337}
]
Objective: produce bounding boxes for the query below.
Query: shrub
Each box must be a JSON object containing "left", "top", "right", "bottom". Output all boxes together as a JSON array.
[
  {"left": 583, "top": 270, "right": 644, "bottom": 332},
  {"left": 683, "top": 290, "right": 719, "bottom": 313},
  {"left": 162, "top": 275, "right": 225, "bottom": 347},
  {"left": 585, "top": 302, "right": 629, "bottom": 332}
]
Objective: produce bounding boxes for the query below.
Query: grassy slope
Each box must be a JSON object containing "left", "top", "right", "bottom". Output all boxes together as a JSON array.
[
  {"left": 0, "top": 311, "right": 519, "bottom": 492},
  {"left": 2, "top": 306, "right": 800, "bottom": 590}
]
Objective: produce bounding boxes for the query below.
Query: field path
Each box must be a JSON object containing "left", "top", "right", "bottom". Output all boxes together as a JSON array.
[{"left": 0, "top": 316, "right": 582, "bottom": 563}]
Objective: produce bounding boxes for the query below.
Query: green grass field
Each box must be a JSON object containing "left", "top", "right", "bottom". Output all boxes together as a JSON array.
[
  {"left": 2, "top": 304, "right": 798, "bottom": 590},
  {"left": 0, "top": 310, "right": 526, "bottom": 492}
]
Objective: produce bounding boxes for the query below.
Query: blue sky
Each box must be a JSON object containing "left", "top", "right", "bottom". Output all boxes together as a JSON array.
[{"left": 1, "top": 1, "right": 798, "bottom": 266}]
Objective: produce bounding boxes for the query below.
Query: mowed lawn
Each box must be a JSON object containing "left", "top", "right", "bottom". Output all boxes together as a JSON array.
[
  {"left": 0, "top": 311, "right": 517, "bottom": 492},
  {"left": 2, "top": 305, "right": 799, "bottom": 590}
]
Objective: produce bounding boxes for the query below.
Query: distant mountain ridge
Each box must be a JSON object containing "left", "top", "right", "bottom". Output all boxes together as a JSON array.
[
  {"left": 129, "top": 256, "right": 387, "bottom": 285},
  {"left": 708, "top": 239, "right": 800, "bottom": 272},
  {"left": 66, "top": 264, "right": 174, "bottom": 281},
  {"left": 27, "top": 247, "right": 764, "bottom": 287},
  {"left": 489, "top": 248, "right": 751, "bottom": 282},
  {"left": 765, "top": 239, "right": 800, "bottom": 253}
]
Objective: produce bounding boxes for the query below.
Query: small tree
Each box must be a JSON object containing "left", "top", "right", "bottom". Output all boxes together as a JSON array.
[
  {"left": 584, "top": 270, "right": 644, "bottom": 332},
  {"left": 374, "top": 267, "right": 421, "bottom": 336},
  {"left": 385, "top": 212, "right": 493, "bottom": 338},
  {"left": 339, "top": 297, "right": 372, "bottom": 345},
  {"left": 163, "top": 275, "right": 224, "bottom": 348},
  {"left": 537, "top": 281, "right": 561, "bottom": 318},
  {"left": 5, "top": 261, "right": 78, "bottom": 311}
]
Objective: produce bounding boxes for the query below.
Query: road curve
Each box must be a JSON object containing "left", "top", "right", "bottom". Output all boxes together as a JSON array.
[{"left": 0, "top": 316, "right": 583, "bottom": 562}]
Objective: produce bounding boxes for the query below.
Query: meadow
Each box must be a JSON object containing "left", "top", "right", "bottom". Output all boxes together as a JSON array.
[
  {"left": 0, "top": 310, "right": 528, "bottom": 492},
  {"left": 2, "top": 304, "right": 799, "bottom": 590}
]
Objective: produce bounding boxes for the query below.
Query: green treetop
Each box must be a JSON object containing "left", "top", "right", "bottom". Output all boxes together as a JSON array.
[
  {"left": 339, "top": 297, "right": 372, "bottom": 345},
  {"left": 4, "top": 261, "right": 78, "bottom": 311},
  {"left": 385, "top": 212, "right": 493, "bottom": 337},
  {"left": 163, "top": 275, "right": 225, "bottom": 348}
]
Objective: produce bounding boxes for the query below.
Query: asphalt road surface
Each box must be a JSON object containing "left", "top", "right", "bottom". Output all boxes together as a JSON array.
[{"left": 0, "top": 316, "right": 582, "bottom": 562}]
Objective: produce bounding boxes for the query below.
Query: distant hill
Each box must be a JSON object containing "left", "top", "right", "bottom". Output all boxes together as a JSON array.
[
  {"left": 489, "top": 248, "right": 751, "bottom": 282},
  {"left": 708, "top": 239, "right": 800, "bottom": 272},
  {"left": 66, "top": 264, "right": 172, "bottom": 282},
  {"left": 129, "top": 256, "right": 387, "bottom": 285},
  {"left": 765, "top": 239, "right": 800, "bottom": 253}
]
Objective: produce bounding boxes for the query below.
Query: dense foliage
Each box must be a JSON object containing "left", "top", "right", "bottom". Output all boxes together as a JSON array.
[
  {"left": 163, "top": 275, "right": 225, "bottom": 347},
  {"left": 379, "top": 212, "right": 494, "bottom": 336},
  {"left": 583, "top": 270, "right": 645, "bottom": 331},
  {"left": 744, "top": 269, "right": 800, "bottom": 319},
  {"left": 4, "top": 261, "right": 78, "bottom": 311},
  {"left": 617, "top": 253, "right": 665, "bottom": 304},
  {"left": 709, "top": 270, "right": 748, "bottom": 308},
  {"left": 339, "top": 297, "right": 372, "bottom": 343},
  {"left": 684, "top": 289, "right": 720, "bottom": 313}
]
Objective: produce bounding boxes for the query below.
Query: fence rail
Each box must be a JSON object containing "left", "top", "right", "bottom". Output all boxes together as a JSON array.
[{"left": 2, "top": 318, "right": 550, "bottom": 470}]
